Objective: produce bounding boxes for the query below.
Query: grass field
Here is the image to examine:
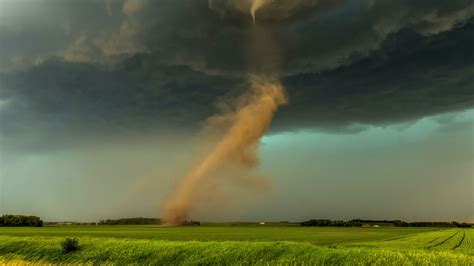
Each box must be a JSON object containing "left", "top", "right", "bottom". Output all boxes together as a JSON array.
[{"left": 0, "top": 225, "right": 473, "bottom": 265}]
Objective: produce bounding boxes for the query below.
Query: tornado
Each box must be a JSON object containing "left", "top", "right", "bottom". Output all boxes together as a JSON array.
[
  {"left": 162, "top": 78, "right": 286, "bottom": 224},
  {"left": 161, "top": 1, "right": 287, "bottom": 225}
]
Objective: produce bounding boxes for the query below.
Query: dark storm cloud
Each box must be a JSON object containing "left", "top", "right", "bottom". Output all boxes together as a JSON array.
[
  {"left": 0, "top": 0, "right": 181, "bottom": 72},
  {"left": 277, "top": 22, "right": 474, "bottom": 131},
  {"left": 0, "top": 56, "right": 240, "bottom": 152},
  {"left": 130, "top": 0, "right": 474, "bottom": 75},
  {"left": 0, "top": 0, "right": 473, "bottom": 151},
  {"left": 2, "top": 0, "right": 473, "bottom": 74}
]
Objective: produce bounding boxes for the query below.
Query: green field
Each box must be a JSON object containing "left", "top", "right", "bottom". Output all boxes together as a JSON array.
[{"left": 0, "top": 225, "right": 473, "bottom": 265}]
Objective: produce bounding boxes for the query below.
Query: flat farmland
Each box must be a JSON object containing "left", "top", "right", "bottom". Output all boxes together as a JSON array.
[
  {"left": 1, "top": 225, "right": 473, "bottom": 265},
  {"left": 0, "top": 225, "right": 434, "bottom": 244}
]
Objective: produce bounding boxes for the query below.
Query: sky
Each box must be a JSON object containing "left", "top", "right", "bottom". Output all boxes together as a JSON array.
[{"left": 0, "top": 0, "right": 473, "bottom": 222}]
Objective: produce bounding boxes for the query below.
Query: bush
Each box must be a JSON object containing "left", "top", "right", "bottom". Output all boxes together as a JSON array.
[{"left": 61, "top": 238, "right": 79, "bottom": 253}]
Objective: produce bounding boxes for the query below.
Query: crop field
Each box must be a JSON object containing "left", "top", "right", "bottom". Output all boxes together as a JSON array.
[{"left": 0, "top": 226, "right": 473, "bottom": 265}]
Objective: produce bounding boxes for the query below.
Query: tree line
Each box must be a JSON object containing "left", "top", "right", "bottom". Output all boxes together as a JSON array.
[
  {"left": 300, "top": 219, "right": 472, "bottom": 228},
  {"left": 181, "top": 220, "right": 201, "bottom": 226},
  {"left": 393, "top": 221, "right": 472, "bottom": 228},
  {"left": 0, "top": 215, "right": 43, "bottom": 227},
  {"left": 44, "top": 222, "right": 98, "bottom": 226},
  {"left": 99, "top": 217, "right": 162, "bottom": 225},
  {"left": 300, "top": 219, "right": 364, "bottom": 227}
]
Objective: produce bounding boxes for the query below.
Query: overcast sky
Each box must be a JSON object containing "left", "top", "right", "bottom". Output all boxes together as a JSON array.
[{"left": 0, "top": 0, "right": 473, "bottom": 222}]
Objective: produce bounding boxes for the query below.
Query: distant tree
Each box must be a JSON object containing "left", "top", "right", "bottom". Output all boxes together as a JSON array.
[
  {"left": 0, "top": 215, "right": 43, "bottom": 227},
  {"left": 457, "top": 223, "right": 472, "bottom": 228}
]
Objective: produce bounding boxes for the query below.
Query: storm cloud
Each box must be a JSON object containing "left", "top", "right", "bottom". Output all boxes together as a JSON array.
[{"left": 0, "top": 0, "right": 473, "bottom": 150}]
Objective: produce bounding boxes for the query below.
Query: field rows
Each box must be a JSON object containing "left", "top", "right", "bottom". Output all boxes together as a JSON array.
[
  {"left": 457, "top": 229, "right": 474, "bottom": 254},
  {"left": 0, "top": 226, "right": 434, "bottom": 245},
  {"left": 428, "top": 230, "right": 462, "bottom": 250},
  {"left": 0, "top": 235, "right": 473, "bottom": 265},
  {"left": 348, "top": 229, "right": 474, "bottom": 253}
]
